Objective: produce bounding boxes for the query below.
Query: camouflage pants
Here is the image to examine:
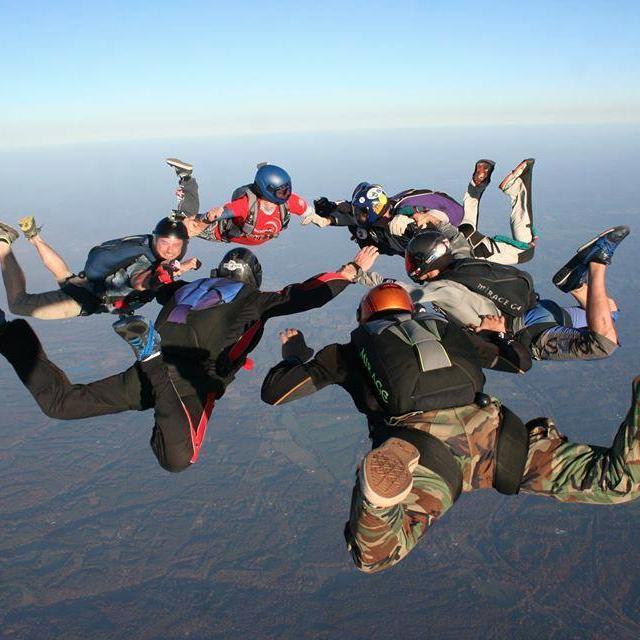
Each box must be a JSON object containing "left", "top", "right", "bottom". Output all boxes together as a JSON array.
[{"left": 346, "top": 377, "right": 640, "bottom": 574}]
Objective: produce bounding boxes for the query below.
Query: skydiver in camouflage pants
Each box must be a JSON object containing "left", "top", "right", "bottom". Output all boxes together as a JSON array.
[
  {"left": 347, "top": 378, "right": 640, "bottom": 573},
  {"left": 261, "top": 280, "right": 640, "bottom": 574}
]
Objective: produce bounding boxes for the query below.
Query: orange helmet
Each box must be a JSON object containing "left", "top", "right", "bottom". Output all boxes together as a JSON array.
[{"left": 357, "top": 282, "right": 414, "bottom": 324}]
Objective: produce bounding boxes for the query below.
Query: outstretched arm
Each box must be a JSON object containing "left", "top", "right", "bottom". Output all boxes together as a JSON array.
[
  {"left": 261, "top": 331, "right": 348, "bottom": 405},
  {"left": 259, "top": 246, "right": 379, "bottom": 319}
]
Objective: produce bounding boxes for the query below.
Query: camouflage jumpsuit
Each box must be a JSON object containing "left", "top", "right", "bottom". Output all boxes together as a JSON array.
[{"left": 347, "top": 376, "right": 640, "bottom": 573}]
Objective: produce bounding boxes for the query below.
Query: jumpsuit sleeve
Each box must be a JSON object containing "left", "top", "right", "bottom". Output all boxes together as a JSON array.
[
  {"left": 261, "top": 343, "right": 349, "bottom": 405},
  {"left": 257, "top": 272, "right": 351, "bottom": 320}
]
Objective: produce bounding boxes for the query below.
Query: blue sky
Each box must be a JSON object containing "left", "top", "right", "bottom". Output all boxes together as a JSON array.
[{"left": 1, "top": 0, "right": 639, "bottom": 146}]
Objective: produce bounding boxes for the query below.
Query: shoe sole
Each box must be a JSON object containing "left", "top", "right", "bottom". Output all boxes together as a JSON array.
[
  {"left": 471, "top": 159, "right": 496, "bottom": 187},
  {"left": 552, "top": 225, "right": 630, "bottom": 290},
  {"left": 360, "top": 438, "right": 420, "bottom": 508},
  {"left": 166, "top": 157, "right": 193, "bottom": 172},
  {"left": 17, "top": 216, "right": 39, "bottom": 239},
  {"left": 499, "top": 158, "right": 535, "bottom": 192},
  {"left": 0, "top": 222, "right": 19, "bottom": 244},
  {"left": 113, "top": 316, "right": 149, "bottom": 342}
]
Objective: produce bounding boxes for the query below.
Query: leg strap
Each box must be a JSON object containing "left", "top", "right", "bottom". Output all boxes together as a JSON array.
[{"left": 493, "top": 406, "right": 530, "bottom": 495}]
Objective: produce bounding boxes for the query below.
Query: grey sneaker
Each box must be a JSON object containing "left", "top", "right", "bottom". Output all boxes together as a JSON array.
[
  {"left": 112, "top": 315, "right": 161, "bottom": 362},
  {"left": 359, "top": 438, "right": 420, "bottom": 508},
  {"left": 0, "top": 222, "right": 19, "bottom": 246},
  {"left": 499, "top": 158, "right": 535, "bottom": 192},
  {"left": 166, "top": 158, "right": 193, "bottom": 179},
  {"left": 18, "top": 216, "right": 41, "bottom": 240}
]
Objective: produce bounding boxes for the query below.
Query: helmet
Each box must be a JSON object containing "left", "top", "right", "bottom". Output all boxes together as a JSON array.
[
  {"left": 351, "top": 182, "right": 390, "bottom": 225},
  {"left": 254, "top": 163, "right": 292, "bottom": 204},
  {"left": 357, "top": 282, "right": 414, "bottom": 324},
  {"left": 152, "top": 217, "right": 189, "bottom": 260},
  {"left": 216, "top": 247, "right": 262, "bottom": 288},
  {"left": 405, "top": 231, "right": 453, "bottom": 282}
]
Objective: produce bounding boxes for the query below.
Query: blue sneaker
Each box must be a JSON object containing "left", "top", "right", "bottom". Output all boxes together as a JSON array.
[
  {"left": 552, "top": 226, "right": 630, "bottom": 293},
  {"left": 112, "top": 316, "right": 161, "bottom": 362}
]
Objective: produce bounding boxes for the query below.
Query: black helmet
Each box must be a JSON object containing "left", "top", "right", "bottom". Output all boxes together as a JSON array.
[
  {"left": 152, "top": 217, "right": 189, "bottom": 260},
  {"left": 216, "top": 248, "right": 262, "bottom": 288},
  {"left": 405, "top": 231, "right": 453, "bottom": 282}
]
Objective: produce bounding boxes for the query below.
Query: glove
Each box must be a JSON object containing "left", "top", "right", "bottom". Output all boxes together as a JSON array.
[
  {"left": 313, "top": 197, "right": 338, "bottom": 216},
  {"left": 282, "top": 331, "right": 314, "bottom": 362}
]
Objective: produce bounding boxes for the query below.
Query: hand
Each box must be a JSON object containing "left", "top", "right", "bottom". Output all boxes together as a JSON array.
[
  {"left": 184, "top": 216, "right": 208, "bottom": 238},
  {"left": 279, "top": 328, "right": 300, "bottom": 345},
  {"left": 413, "top": 211, "right": 441, "bottom": 228},
  {"left": 313, "top": 197, "right": 337, "bottom": 216},
  {"left": 301, "top": 212, "right": 331, "bottom": 228},
  {"left": 353, "top": 245, "right": 379, "bottom": 271},
  {"left": 279, "top": 328, "right": 314, "bottom": 362},
  {"left": 471, "top": 315, "right": 507, "bottom": 333},
  {"left": 174, "top": 257, "right": 201, "bottom": 275},
  {"left": 204, "top": 206, "right": 224, "bottom": 222}
]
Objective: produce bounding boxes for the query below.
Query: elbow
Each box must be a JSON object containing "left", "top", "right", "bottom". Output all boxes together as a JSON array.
[{"left": 260, "top": 382, "right": 280, "bottom": 406}]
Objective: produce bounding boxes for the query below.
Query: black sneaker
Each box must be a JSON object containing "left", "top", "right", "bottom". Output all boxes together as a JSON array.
[
  {"left": 112, "top": 316, "right": 161, "bottom": 362},
  {"left": 166, "top": 158, "right": 193, "bottom": 179},
  {"left": 552, "top": 225, "right": 630, "bottom": 293},
  {"left": 0, "top": 222, "right": 19, "bottom": 245}
]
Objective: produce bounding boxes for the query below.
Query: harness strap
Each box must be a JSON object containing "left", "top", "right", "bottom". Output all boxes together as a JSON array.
[{"left": 493, "top": 405, "right": 529, "bottom": 495}]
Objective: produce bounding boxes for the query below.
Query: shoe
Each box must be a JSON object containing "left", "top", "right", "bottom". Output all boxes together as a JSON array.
[
  {"left": 552, "top": 226, "right": 630, "bottom": 292},
  {"left": 499, "top": 158, "right": 535, "bottom": 192},
  {"left": 581, "top": 225, "right": 630, "bottom": 266},
  {"left": 0, "top": 221, "right": 19, "bottom": 246},
  {"left": 166, "top": 158, "right": 193, "bottom": 179},
  {"left": 359, "top": 438, "right": 420, "bottom": 508},
  {"left": 112, "top": 315, "right": 161, "bottom": 362},
  {"left": 18, "top": 216, "right": 41, "bottom": 240},
  {"left": 471, "top": 159, "right": 495, "bottom": 187}
]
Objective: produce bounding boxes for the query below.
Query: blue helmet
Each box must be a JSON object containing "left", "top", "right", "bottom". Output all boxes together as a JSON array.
[
  {"left": 254, "top": 163, "right": 292, "bottom": 204},
  {"left": 351, "top": 182, "right": 390, "bottom": 226}
]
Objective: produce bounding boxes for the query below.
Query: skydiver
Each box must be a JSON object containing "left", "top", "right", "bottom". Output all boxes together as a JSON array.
[
  {"left": 300, "top": 158, "right": 536, "bottom": 264},
  {"left": 0, "top": 217, "right": 200, "bottom": 319},
  {"left": 391, "top": 225, "right": 628, "bottom": 362},
  {"left": 261, "top": 283, "right": 640, "bottom": 573},
  {"left": 170, "top": 159, "right": 314, "bottom": 245},
  {"left": 0, "top": 246, "right": 377, "bottom": 471}
]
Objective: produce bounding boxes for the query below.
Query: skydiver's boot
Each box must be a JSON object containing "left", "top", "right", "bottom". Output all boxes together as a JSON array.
[
  {"left": 0, "top": 222, "right": 19, "bottom": 246},
  {"left": 552, "top": 226, "right": 630, "bottom": 293},
  {"left": 18, "top": 216, "right": 41, "bottom": 240},
  {"left": 359, "top": 438, "right": 420, "bottom": 508},
  {"left": 166, "top": 158, "right": 193, "bottom": 181},
  {"left": 112, "top": 315, "right": 162, "bottom": 362}
]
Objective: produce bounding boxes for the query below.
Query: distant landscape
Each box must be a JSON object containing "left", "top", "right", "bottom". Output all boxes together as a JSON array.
[{"left": 1, "top": 125, "right": 640, "bottom": 639}]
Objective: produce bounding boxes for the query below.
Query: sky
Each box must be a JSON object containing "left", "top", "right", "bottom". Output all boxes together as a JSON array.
[{"left": 1, "top": 0, "right": 639, "bottom": 147}]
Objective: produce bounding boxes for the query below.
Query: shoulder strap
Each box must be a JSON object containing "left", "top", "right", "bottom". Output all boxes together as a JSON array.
[
  {"left": 241, "top": 188, "right": 259, "bottom": 236},
  {"left": 387, "top": 318, "right": 452, "bottom": 372}
]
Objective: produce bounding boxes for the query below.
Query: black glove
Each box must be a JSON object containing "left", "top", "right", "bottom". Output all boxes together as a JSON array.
[
  {"left": 336, "top": 200, "right": 353, "bottom": 215},
  {"left": 313, "top": 197, "right": 338, "bottom": 216},
  {"left": 282, "top": 331, "right": 314, "bottom": 363}
]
